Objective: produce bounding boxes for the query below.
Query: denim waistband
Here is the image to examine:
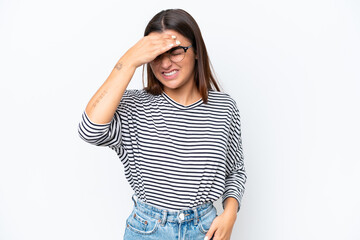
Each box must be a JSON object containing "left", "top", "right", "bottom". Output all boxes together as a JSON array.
[{"left": 131, "top": 194, "right": 214, "bottom": 226}]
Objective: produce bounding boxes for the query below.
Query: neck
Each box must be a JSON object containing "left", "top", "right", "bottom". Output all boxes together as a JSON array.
[{"left": 163, "top": 84, "right": 201, "bottom": 106}]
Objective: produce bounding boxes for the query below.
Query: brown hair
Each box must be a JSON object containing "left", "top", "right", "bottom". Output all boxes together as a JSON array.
[{"left": 142, "top": 9, "right": 222, "bottom": 104}]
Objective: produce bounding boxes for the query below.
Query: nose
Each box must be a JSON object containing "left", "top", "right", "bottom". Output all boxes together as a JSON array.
[{"left": 159, "top": 54, "right": 172, "bottom": 68}]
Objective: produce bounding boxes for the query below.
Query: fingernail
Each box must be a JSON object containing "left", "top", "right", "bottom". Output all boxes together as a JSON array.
[
  {"left": 172, "top": 35, "right": 176, "bottom": 39},
  {"left": 204, "top": 236, "right": 209, "bottom": 240},
  {"left": 176, "top": 40, "right": 181, "bottom": 45},
  {"left": 169, "top": 43, "right": 174, "bottom": 47}
]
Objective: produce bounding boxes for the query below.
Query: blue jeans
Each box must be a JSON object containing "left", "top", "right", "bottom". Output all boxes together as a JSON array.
[{"left": 124, "top": 194, "right": 218, "bottom": 240}]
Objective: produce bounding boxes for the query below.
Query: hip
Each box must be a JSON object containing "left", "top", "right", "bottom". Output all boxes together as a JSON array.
[{"left": 124, "top": 194, "right": 218, "bottom": 240}]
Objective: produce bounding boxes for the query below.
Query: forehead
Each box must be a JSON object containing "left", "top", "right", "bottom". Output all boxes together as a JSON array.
[{"left": 163, "top": 29, "right": 191, "bottom": 44}]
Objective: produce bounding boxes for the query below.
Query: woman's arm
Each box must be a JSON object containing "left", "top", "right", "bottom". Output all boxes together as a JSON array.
[
  {"left": 84, "top": 32, "right": 181, "bottom": 124},
  {"left": 223, "top": 197, "right": 239, "bottom": 215},
  {"left": 204, "top": 197, "right": 237, "bottom": 240},
  {"left": 85, "top": 59, "right": 135, "bottom": 124},
  {"left": 204, "top": 102, "right": 246, "bottom": 240}
]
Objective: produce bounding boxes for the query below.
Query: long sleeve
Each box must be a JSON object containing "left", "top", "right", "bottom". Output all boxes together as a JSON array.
[
  {"left": 78, "top": 110, "right": 122, "bottom": 147},
  {"left": 78, "top": 89, "right": 132, "bottom": 148},
  {"left": 222, "top": 104, "right": 247, "bottom": 213}
]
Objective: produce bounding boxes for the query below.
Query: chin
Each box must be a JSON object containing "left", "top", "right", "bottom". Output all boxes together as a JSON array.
[
  {"left": 163, "top": 84, "right": 180, "bottom": 90},
  {"left": 160, "top": 80, "right": 180, "bottom": 87}
]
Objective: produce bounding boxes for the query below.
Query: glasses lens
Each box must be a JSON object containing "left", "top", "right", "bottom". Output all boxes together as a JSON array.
[
  {"left": 169, "top": 47, "right": 185, "bottom": 62},
  {"left": 153, "top": 47, "right": 187, "bottom": 63}
]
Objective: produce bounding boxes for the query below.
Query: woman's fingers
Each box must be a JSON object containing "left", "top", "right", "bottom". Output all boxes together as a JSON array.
[
  {"left": 124, "top": 32, "right": 181, "bottom": 67},
  {"left": 143, "top": 33, "right": 181, "bottom": 62},
  {"left": 161, "top": 38, "right": 181, "bottom": 52},
  {"left": 149, "top": 32, "right": 181, "bottom": 50}
]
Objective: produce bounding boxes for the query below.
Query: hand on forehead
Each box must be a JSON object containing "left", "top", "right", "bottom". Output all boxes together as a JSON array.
[{"left": 148, "top": 30, "right": 188, "bottom": 43}]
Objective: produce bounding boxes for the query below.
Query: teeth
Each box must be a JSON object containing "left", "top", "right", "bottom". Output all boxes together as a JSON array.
[{"left": 164, "top": 70, "right": 177, "bottom": 76}]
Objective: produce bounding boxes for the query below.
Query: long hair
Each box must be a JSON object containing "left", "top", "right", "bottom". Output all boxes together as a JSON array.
[{"left": 142, "top": 9, "right": 222, "bottom": 104}]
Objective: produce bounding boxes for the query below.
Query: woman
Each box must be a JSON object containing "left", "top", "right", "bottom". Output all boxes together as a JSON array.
[{"left": 78, "top": 8, "right": 246, "bottom": 240}]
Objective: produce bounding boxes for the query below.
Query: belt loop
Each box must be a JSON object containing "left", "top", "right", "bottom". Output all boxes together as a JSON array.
[
  {"left": 194, "top": 207, "right": 199, "bottom": 226},
  {"left": 161, "top": 210, "right": 168, "bottom": 226},
  {"left": 131, "top": 194, "right": 137, "bottom": 207}
]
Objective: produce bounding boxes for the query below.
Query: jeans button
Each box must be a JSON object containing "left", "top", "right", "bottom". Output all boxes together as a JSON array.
[{"left": 179, "top": 213, "right": 184, "bottom": 220}]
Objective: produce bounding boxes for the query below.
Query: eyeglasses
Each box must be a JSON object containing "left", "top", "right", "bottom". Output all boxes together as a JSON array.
[{"left": 153, "top": 45, "right": 193, "bottom": 63}]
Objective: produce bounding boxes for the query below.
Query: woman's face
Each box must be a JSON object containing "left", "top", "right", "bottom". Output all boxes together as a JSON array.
[{"left": 149, "top": 30, "right": 197, "bottom": 93}]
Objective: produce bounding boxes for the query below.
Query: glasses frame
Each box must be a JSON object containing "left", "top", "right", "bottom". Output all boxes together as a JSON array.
[{"left": 153, "top": 44, "right": 193, "bottom": 63}]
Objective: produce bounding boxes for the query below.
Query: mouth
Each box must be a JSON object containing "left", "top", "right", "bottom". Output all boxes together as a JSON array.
[{"left": 161, "top": 70, "right": 179, "bottom": 79}]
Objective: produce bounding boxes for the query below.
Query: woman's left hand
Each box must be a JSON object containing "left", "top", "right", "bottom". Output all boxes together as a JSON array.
[{"left": 204, "top": 210, "right": 237, "bottom": 240}]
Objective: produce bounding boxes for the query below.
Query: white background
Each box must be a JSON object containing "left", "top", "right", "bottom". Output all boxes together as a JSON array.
[{"left": 1, "top": 0, "right": 359, "bottom": 239}]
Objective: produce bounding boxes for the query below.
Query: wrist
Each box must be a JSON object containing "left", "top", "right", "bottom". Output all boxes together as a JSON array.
[
  {"left": 118, "top": 54, "right": 138, "bottom": 70},
  {"left": 113, "top": 59, "right": 136, "bottom": 74},
  {"left": 221, "top": 210, "right": 237, "bottom": 226},
  {"left": 223, "top": 207, "right": 237, "bottom": 218},
  {"left": 121, "top": 47, "right": 146, "bottom": 69}
]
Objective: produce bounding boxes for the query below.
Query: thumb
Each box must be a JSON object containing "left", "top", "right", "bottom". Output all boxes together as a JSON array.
[{"left": 204, "top": 224, "right": 216, "bottom": 240}]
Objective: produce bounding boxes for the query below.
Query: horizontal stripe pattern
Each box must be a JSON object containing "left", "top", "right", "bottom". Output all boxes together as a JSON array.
[{"left": 78, "top": 89, "right": 246, "bottom": 212}]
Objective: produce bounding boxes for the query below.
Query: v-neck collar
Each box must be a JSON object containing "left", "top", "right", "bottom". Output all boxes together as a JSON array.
[{"left": 161, "top": 91, "right": 204, "bottom": 110}]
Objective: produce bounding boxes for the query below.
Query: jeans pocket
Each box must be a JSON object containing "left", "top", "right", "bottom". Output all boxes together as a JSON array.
[
  {"left": 198, "top": 206, "right": 217, "bottom": 235},
  {"left": 126, "top": 208, "right": 159, "bottom": 235}
]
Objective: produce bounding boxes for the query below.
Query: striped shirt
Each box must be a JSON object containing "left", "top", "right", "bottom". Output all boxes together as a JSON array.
[{"left": 78, "top": 89, "right": 246, "bottom": 212}]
